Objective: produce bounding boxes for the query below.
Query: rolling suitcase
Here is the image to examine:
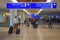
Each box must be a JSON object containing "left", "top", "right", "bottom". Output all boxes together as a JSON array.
[
  {"left": 33, "top": 24, "right": 38, "bottom": 28},
  {"left": 8, "top": 27, "right": 13, "bottom": 34},
  {"left": 16, "top": 29, "right": 20, "bottom": 34}
]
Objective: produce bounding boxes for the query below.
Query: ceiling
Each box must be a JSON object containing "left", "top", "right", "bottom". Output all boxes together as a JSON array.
[
  {"left": 0, "top": 0, "right": 60, "bottom": 14},
  {"left": 0, "top": 0, "right": 60, "bottom": 9}
]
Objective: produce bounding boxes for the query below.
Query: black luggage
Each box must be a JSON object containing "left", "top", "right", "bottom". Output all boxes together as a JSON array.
[
  {"left": 16, "top": 29, "right": 20, "bottom": 34},
  {"left": 8, "top": 27, "right": 13, "bottom": 34},
  {"left": 33, "top": 24, "right": 38, "bottom": 28}
]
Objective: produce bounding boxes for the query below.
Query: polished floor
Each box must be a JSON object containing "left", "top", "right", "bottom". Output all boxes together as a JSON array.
[{"left": 0, "top": 24, "right": 60, "bottom": 40}]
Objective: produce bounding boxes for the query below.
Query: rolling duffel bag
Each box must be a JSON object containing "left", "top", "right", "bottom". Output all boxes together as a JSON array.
[
  {"left": 8, "top": 27, "right": 13, "bottom": 34},
  {"left": 16, "top": 29, "right": 20, "bottom": 34}
]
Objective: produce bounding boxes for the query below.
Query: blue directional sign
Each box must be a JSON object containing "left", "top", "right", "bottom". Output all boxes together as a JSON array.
[
  {"left": 29, "top": 14, "right": 40, "bottom": 18},
  {"left": 7, "top": 3, "right": 30, "bottom": 9},
  {"left": 31, "top": 3, "right": 51, "bottom": 9},
  {"left": 51, "top": 2, "right": 57, "bottom": 9},
  {"left": 6, "top": 2, "right": 57, "bottom": 9}
]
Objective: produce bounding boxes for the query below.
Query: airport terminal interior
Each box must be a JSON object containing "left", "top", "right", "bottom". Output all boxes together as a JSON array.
[{"left": 0, "top": 0, "right": 60, "bottom": 40}]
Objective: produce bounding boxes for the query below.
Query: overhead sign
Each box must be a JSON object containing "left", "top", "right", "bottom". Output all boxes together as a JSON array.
[
  {"left": 29, "top": 14, "right": 41, "bottom": 18},
  {"left": 6, "top": 2, "right": 57, "bottom": 9}
]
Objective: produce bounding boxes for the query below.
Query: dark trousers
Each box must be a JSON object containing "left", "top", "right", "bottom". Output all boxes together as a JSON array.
[{"left": 48, "top": 22, "right": 52, "bottom": 29}]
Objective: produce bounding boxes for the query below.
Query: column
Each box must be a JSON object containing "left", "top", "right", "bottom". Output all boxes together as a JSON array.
[
  {"left": 20, "top": 11, "right": 23, "bottom": 24},
  {"left": 10, "top": 10, "right": 13, "bottom": 27},
  {"left": 10, "top": 9, "right": 17, "bottom": 27}
]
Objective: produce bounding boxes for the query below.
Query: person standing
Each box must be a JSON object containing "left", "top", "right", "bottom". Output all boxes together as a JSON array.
[
  {"left": 14, "top": 16, "right": 20, "bottom": 34},
  {"left": 48, "top": 17, "right": 52, "bottom": 29}
]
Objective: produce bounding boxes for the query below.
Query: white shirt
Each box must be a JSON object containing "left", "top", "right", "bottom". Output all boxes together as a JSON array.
[{"left": 14, "top": 18, "right": 18, "bottom": 23}]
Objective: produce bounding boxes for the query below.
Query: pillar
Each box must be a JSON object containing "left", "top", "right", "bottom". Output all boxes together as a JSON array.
[{"left": 10, "top": 9, "right": 17, "bottom": 27}]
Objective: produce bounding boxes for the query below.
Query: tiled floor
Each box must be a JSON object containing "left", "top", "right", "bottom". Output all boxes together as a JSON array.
[{"left": 0, "top": 24, "right": 60, "bottom": 40}]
